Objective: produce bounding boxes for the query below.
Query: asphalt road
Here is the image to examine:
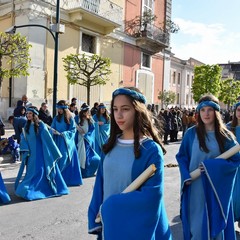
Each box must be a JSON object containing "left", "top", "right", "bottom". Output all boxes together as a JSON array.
[{"left": 1, "top": 129, "right": 240, "bottom": 239}]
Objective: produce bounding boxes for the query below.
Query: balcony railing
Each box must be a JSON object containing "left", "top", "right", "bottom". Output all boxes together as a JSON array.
[
  {"left": 131, "top": 24, "right": 170, "bottom": 54},
  {"left": 42, "top": 0, "right": 122, "bottom": 26},
  {"left": 140, "top": 24, "right": 169, "bottom": 45}
]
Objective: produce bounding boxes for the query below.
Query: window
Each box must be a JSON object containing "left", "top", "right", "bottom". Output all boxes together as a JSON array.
[
  {"left": 177, "top": 93, "right": 180, "bottom": 104},
  {"left": 173, "top": 71, "right": 176, "bottom": 84},
  {"left": 177, "top": 73, "right": 181, "bottom": 85},
  {"left": 82, "top": 33, "right": 96, "bottom": 53},
  {"left": 187, "top": 74, "right": 190, "bottom": 86},
  {"left": 142, "top": 53, "right": 151, "bottom": 68},
  {"left": 143, "top": 0, "right": 154, "bottom": 13}
]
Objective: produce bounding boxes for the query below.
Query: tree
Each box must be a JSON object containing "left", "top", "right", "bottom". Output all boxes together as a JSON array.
[
  {"left": 0, "top": 32, "right": 31, "bottom": 89},
  {"left": 219, "top": 78, "right": 240, "bottom": 109},
  {"left": 125, "top": 10, "right": 179, "bottom": 37},
  {"left": 63, "top": 53, "right": 112, "bottom": 105},
  {"left": 192, "top": 64, "right": 222, "bottom": 102},
  {"left": 158, "top": 90, "right": 176, "bottom": 108}
]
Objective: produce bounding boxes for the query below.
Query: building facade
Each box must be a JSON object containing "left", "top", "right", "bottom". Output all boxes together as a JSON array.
[
  {"left": 169, "top": 56, "right": 204, "bottom": 109},
  {"left": 0, "top": 0, "right": 171, "bottom": 118},
  {"left": 218, "top": 61, "right": 240, "bottom": 81}
]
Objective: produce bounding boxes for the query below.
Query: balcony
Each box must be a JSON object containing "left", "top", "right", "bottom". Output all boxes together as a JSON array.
[
  {"left": 134, "top": 24, "right": 170, "bottom": 54},
  {"left": 42, "top": 0, "right": 123, "bottom": 34}
]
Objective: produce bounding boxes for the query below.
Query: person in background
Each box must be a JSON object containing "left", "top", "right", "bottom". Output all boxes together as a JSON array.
[
  {"left": 0, "top": 135, "right": 20, "bottom": 163},
  {"left": 69, "top": 103, "right": 77, "bottom": 117},
  {"left": 162, "top": 109, "right": 171, "bottom": 145},
  {"left": 187, "top": 111, "right": 197, "bottom": 128},
  {"left": 21, "top": 94, "right": 32, "bottom": 108},
  {"left": 226, "top": 101, "right": 240, "bottom": 229},
  {"left": 13, "top": 100, "right": 26, "bottom": 117},
  {"left": 15, "top": 106, "right": 69, "bottom": 201},
  {"left": 71, "top": 97, "right": 79, "bottom": 116},
  {"left": 176, "top": 94, "right": 240, "bottom": 240},
  {"left": 92, "top": 103, "right": 110, "bottom": 158},
  {"left": 75, "top": 103, "right": 100, "bottom": 178},
  {"left": 38, "top": 102, "right": 53, "bottom": 126},
  {"left": 51, "top": 100, "right": 83, "bottom": 186},
  {"left": 181, "top": 109, "right": 189, "bottom": 138},
  {"left": 8, "top": 115, "right": 27, "bottom": 144},
  {"left": 0, "top": 115, "right": 5, "bottom": 136},
  {"left": 91, "top": 102, "right": 99, "bottom": 116},
  {"left": 88, "top": 87, "right": 172, "bottom": 240}
]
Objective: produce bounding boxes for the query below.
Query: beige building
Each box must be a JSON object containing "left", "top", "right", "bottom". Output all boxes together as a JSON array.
[
  {"left": 0, "top": 0, "right": 124, "bottom": 117},
  {"left": 169, "top": 56, "right": 204, "bottom": 109},
  {"left": 0, "top": 0, "right": 173, "bottom": 118}
]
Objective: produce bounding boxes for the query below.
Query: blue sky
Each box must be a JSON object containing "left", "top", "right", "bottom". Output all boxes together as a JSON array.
[{"left": 171, "top": 0, "right": 240, "bottom": 64}]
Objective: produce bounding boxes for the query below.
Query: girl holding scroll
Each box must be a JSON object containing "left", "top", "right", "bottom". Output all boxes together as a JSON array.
[
  {"left": 226, "top": 101, "right": 240, "bottom": 228},
  {"left": 88, "top": 87, "right": 172, "bottom": 240},
  {"left": 176, "top": 94, "right": 240, "bottom": 240}
]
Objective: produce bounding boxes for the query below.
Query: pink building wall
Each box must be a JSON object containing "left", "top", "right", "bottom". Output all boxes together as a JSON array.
[{"left": 123, "top": 0, "right": 166, "bottom": 104}]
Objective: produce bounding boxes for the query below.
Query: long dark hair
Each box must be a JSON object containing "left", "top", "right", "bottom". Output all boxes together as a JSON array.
[
  {"left": 196, "top": 94, "right": 234, "bottom": 153},
  {"left": 56, "top": 100, "right": 71, "bottom": 124},
  {"left": 103, "top": 87, "right": 166, "bottom": 158},
  {"left": 79, "top": 109, "right": 92, "bottom": 126},
  {"left": 95, "top": 103, "right": 110, "bottom": 123},
  {"left": 229, "top": 107, "right": 238, "bottom": 135},
  {"left": 25, "top": 106, "right": 40, "bottom": 134}
]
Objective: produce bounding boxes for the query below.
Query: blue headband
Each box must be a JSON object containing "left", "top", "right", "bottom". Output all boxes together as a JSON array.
[
  {"left": 26, "top": 108, "right": 39, "bottom": 115},
  {"left": 234, "top": 102, "right": 240, "bottom": 110},
  {"left": 56, "top": 105, "right": 68, "bottom": 109},
  {"left": 112, "top": 88, "right": 146, "bottom": 104},
  {"left": 81, "top": 106, "right": 90, "bottom": 111},
  {"left": 196, "top": 100, "right": 220, "bottom": 112},
  {"left": 98, "top": 105, "right": 106, "bottom": 109}
]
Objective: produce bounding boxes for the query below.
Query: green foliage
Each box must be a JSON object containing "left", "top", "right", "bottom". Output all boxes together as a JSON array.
[
  {"left": 219, "top": 78, "right": 240, "bottom": 109},
  {"left": 158, "top": 90, "right": 176, "bottom": 108},
  {"left": 63, "top": 53, "right": 112, "bottom": 104},
  {"left": 125, "top": 10, "right": 179, "bottom": 36},
  {"left": 0, "top": 32, "right": 31, "bottom": 88},
  {"left": 192, "top": 64, "right": 222, "bottom": 102}
]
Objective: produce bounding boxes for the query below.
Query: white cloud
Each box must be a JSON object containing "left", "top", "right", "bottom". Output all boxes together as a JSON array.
[{"left": 171, "top": 18, "right": 240, "bottom": 64}]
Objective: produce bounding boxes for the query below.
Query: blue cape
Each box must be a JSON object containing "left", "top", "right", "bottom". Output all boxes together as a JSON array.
[
  {"left": 51, "top": 116, "right": 82, "bottom": 186},
  {"left": 176, "top": 126, "right": 240, "bottom": 239},
  {"left": 0, "top": 172, "right": 11, "bottom": 204},
  {"left": 88, "top": 139, "right": 172, "bottom": 240},
  {"left": 15, "top": 121, "right": 69, "bottom": 200}
]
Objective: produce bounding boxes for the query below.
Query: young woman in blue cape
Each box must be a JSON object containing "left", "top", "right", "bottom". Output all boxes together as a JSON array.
[
  {"left": 226, "top": 101, "right": 240, "bottom": 229},
  {"left": 75, "top": 103, "right": 100, "bottom": 178},
  {"left": 0, "top": 172, "right": 11, "bottom": 204},
  {"left": 88, "top": 87, "right": 172, "bottom": 240},
  {"left": 51, "top": 100, "right": 82, "bottom": 186},
  {"left": 92, "top": 103, "right": 110, "bottom": 158},
  {"left": 15, "top": 107, "right": 69, "bottom": 200},
  {"left": 176, "top": 95, "right": 240, "bottom": 240}
]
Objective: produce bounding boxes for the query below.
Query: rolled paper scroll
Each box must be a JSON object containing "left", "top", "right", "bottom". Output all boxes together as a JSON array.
[
  {"left": 122, "top": 164, "right": 157, "bottom": 193},
  {"left": 190, "top": 144, "right": 240, "bottom": 181},
  {"left": 95, "top": 164, "right": 157, "bottom": 223}
]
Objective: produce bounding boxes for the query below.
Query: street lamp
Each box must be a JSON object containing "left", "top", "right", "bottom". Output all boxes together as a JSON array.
[{"left": 5, "top": 0, "right": 63, "bottom": 116}]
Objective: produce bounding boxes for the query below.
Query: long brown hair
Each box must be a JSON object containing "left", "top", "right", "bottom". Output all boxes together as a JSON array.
[
  {"left": 25, "top": 106, "right": 40, "bottom": 134},
  {"left": 102, "top": 87, "right": 166, "bottom": 158},
  {"left": 196, "top": 94, "right": 234, "bottom": 153},
  {"left": 229, "top": 107, "right": 239, "bottom": 135},
  {"left": 56, "top": 100, "right": 72, "bottom": 124}
]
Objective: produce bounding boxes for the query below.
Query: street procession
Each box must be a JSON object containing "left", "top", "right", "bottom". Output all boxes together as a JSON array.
[{"left": 1, "top": 0, "right": 240, "bottom": 240}]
